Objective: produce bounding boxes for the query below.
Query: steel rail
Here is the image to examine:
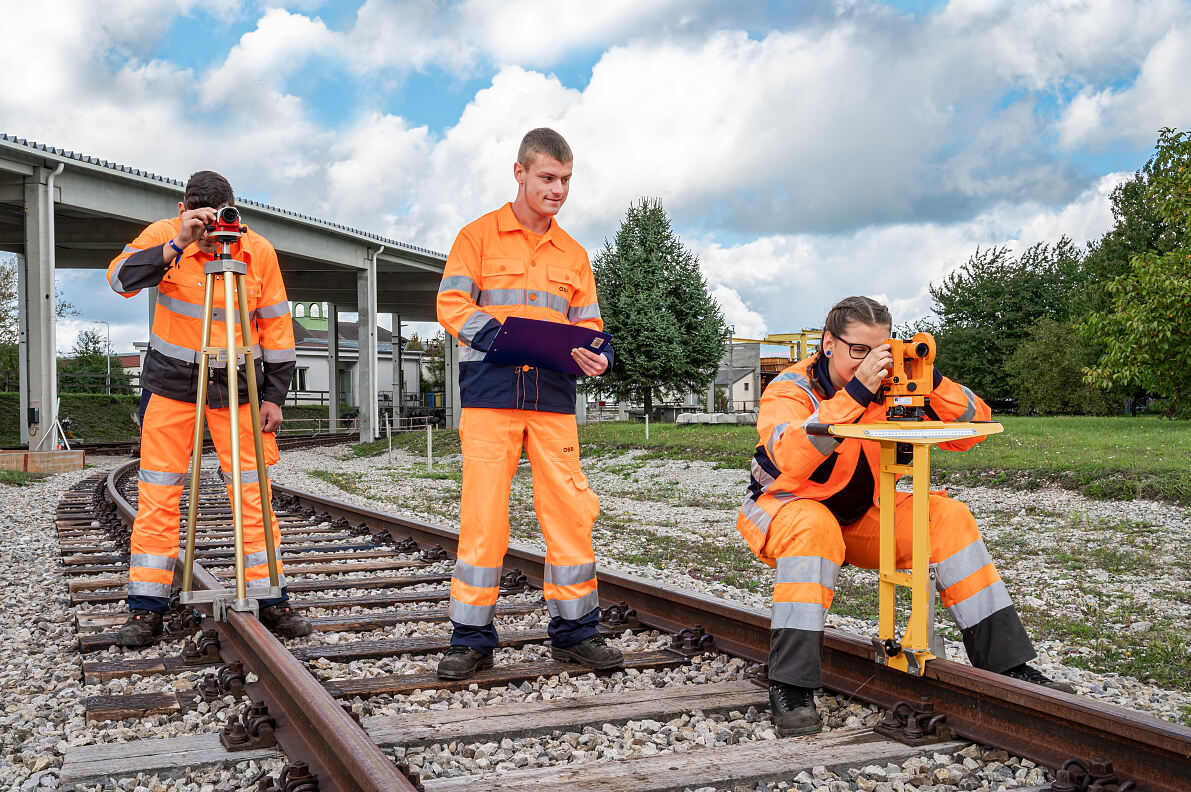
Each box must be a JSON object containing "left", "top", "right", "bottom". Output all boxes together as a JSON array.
[
  {"left": 273, "top": 482, "right": 1191, "bottom": 792},
  {"left": 106, "top": 460, "right": 417, "bottom": 792}
]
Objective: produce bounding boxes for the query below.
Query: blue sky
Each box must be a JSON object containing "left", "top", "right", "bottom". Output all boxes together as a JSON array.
[{"left": 2, "top": 0, "right": 1189, "bottom": 354}]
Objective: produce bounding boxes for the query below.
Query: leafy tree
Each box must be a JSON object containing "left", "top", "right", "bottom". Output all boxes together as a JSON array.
[
  {"left": 420, "top": 330, "right": 446, "bottom": 393},
  {"left": 928, "top": 239, "right": 1083, "bottom": 404},
  {"left": 592, "top": 198, "right": 725, "bottom": 415},
  {"left": 2, "top": 255, "right": 80, "bottom": 382},
  {"left": 1083, "top": 127, "right": 1191, "bottom": 416},
  {"left": 1006, "top": 317, "right": 1115, "bottom": 415},
  {"left": 59, "top": 327, "right": 131, "bottom": 394}
]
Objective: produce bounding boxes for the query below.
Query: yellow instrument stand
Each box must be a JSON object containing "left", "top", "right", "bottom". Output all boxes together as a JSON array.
[
  {"left": 178, "top": 218, "right": 282, "bottom": 621},
  {"left": 823, "top": 420, "right": 1003, "bottom": 675}
]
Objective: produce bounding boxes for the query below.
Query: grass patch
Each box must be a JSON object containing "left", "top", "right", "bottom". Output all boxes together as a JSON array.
[
  {"left": 351, "top": 429, "right": 461, "bottom": 458},
  {"left": 0, "top": 470, "right": 44, "bottom": 486},
  {"left": 307, "top": 469, "right": 365, "bottom": 496}
]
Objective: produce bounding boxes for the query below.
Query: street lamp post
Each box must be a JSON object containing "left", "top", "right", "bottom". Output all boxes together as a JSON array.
[{"left": 92, "top": 320, "right": 110, "bottom": 395}]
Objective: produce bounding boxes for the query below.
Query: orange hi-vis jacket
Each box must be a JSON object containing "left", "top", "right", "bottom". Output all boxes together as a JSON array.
[
  {"left": 436, "top": 203, "right": 612, "bottom": 413},
  {"left": 737, "top": 355, "right": 991, "bottom": 559},
  {"left": 108, "top": 217, "right": 296, "bottom": 408}
]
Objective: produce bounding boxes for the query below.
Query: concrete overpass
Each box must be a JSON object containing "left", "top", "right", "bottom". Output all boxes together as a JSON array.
[{"left": 0, "top": 133, "right": 460, "bottom": 447}]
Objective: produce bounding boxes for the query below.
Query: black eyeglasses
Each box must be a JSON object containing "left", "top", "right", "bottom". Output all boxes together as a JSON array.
[{"left": 833, "top": 335, "right": 872, "bottom": 360}]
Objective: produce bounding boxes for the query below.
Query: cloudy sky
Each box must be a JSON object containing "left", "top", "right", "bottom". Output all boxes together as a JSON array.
[{"left": 3, "top": 0, "right": 1190, "bottom": 354}]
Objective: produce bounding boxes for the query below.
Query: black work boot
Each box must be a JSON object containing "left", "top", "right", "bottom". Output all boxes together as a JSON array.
[
  {"left": 1002, "top": 663, "right": 1075, "bottom": 693},
  {"left": 551, "top": 634, "right": 624, "bottom": 670},
  {"left": 437, "top": 647, "right": 494, "bottom": 680},
  {"left": 114, "top": 609, "right": 164, "bottom": 648},
  {"left": 259, "top": 602, "right": 313, "bottom": 638},
  {"left": 769, "top": 680, "right": 822, "bottom": 736}
]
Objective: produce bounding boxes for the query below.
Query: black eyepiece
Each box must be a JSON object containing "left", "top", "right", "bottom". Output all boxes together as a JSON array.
[
  {"left": 217, "top": 206, "right": 239, "bottom": 225},
  {"left": 913, "top": 342, "right": 930, "bottom": 358}
]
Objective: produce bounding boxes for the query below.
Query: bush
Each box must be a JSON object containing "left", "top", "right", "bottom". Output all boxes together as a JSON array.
[{"left": 1006, "top": 317, "right": 1116, "bottom": 415}]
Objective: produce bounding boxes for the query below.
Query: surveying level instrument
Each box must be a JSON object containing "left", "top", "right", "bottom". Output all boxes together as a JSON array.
[
  {"left": 179, "top": 206, "right": 282, "bottom": 621},
  {"left": 807, "top": 332, "right": 1002, "bottom": 675}
]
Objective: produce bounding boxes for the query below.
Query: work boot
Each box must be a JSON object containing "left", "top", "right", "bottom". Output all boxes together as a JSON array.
[
  {"left": 769, "top": 680, "right": 822, "bottom": 736},
  {"left": 1002, "top": 663, "right": 1076, "bottom": 693},
  {"left": 114, "top": 609, "right": 164, "bottom": 648},
  {"left": 258, "top": 602, "right": 313, "bottom": 638},
  {"left": 551, "top": 635, "right": 624, "bottom": 670},
  {"left": 437, "top": 647, "right": 494, "bottom": 680}
]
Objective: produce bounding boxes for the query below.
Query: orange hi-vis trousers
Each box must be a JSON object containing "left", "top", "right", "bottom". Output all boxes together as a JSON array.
[
  {"left": 757, "top": 492, "right": 1034, "bottom": 688},
  {"left": 129, "top": 392, "right": 286, "bottom": 611},
  {"left": 449, "top": 408, "right": 601, "bottom": 646}
]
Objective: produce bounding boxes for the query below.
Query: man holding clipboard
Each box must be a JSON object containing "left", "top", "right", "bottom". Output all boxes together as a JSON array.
[{"left": 435, "top": 128, "right": 622, "bottom": 680}]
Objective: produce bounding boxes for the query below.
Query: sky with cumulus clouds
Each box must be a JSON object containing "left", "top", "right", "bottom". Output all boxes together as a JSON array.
[{"left": 2, "top": 0, "right": 1190, "bottom": 355}]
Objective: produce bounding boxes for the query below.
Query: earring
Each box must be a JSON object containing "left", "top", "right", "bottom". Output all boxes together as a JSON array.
[{"left": 825, "top": 350, "right": 831, "bottom": 357}]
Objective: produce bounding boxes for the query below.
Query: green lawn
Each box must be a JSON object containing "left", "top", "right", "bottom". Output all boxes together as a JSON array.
[{"left": 355, "top": 416, "right": 1191, "bottom": 504}]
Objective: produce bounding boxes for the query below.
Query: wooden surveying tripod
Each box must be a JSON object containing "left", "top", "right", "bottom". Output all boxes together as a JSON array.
[
  {"left": 809, "top": 333, "right": 1002, "bottom": 675},
  {"left": 178, "top": 207, "right": 281, "bottom": 620}
]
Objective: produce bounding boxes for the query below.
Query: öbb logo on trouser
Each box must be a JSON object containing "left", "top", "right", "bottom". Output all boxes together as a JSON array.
[
  {"left": 128, "top": 392, "right": 285, "bottom": 610},
  {"left": 448, "top": 408, "right": 601, "bottom": 652}
]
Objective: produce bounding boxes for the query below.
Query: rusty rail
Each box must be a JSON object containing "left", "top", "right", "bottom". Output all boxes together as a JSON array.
[
  {"left": 274, "top": 483, "right": 1191, "bottom": 792},
  {"left": 106, "top": 461, "right": 416, "bottom": 792}
]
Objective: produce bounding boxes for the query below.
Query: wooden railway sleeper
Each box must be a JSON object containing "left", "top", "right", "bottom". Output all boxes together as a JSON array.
[
  {"left": 220, "top": 699, "right": 277, "bottom": 751},
  {"left": 181, "top": 627, "right": 221, "bottom": 665},
  {"left": 873, "top": 696, "right": 954, "bottom": 746},
  {"left": 1048, "top": 757, "right": 1136, "bottom": 792}
]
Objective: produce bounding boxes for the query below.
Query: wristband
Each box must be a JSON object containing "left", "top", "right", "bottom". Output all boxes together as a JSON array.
[{"left": 167, "top": 239, "right": 185, "bottom": 261}]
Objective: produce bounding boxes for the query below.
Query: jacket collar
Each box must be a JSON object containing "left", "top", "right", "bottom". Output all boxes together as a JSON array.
[
  {"left": 495, "top": 202, "right": 569, "bottom": 252},
  {"left": 812, "top": 353, "right": 838, "bottom": 399}
]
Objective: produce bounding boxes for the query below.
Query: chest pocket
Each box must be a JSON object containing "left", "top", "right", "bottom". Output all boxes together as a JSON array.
[
  {"left": 481, "top": 256, "right": 526, "bottom": 285},
  {"left": 546, "top": 262, "right": 580, "bottom": 300}
]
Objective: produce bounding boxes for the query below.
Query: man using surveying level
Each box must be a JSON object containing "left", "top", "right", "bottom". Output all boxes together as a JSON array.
[
  {"left": 107, "top": 170, "right": 311, "bottom": 646},
  {"left": 738, "top": 296, "right": 1073, "bottom": 737},
  {"left": 435, "top": 128, "right": 622, "bottom": 680}
]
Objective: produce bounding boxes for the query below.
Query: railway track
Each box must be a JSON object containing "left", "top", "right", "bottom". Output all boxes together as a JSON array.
[{"left": 49, "top": 459, "right": 1191, "bottom": 791}]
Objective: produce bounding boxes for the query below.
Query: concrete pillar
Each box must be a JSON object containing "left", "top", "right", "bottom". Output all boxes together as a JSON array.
[
  {"left": 327, "top": 303, "right": 339, "bottom": 430},
  {"left": 445, "top": 338, "right": 460, "bottom": 429},
  {"left": 575, "top": 389, "right": 587, "bottom": 425},
  {"left": 707, "top": 381, "right": 715, "bottom": 413},
  {"left": 14, "top": 252, "right": 30, "bottom": 447},
  {"left": 356, "top": 259, "right": 379, "bottom": 442},
  {"left": 20, "top": 171, "right": 56, "bottom": 449}
]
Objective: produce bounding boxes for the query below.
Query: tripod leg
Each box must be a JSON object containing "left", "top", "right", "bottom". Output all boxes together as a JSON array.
[
  {"left": 236, "top": 274, "right": 281, "bottom": 591},
  {"left": 222, "top": 273, "right": 248, "bottom": 606},
  {"left": 182, "top": 276, "right": 216, "bottom": 598}
]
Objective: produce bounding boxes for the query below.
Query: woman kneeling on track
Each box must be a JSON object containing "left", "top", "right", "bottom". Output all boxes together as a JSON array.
[{"left": 736, "top": 295, "right": 1074, "bottom": 737}]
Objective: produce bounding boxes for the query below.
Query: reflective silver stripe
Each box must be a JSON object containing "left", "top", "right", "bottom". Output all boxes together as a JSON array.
[
  {"left": 478, "top": 288, "right": 568, "bottom": 315},
  {"left": 765, "top": 422, "right": 788, "bottom": 459},
  {"left": 802, "top": 410, "right": 841, "bottom": 456},
  {"left": 255, "top": 300, "right": 289, "bottom": 319},
  {"left": 770, "top": 489, "right": 799, "bottom": 502},
  {"left": 244, "top": 550, "right": 283, "bottom": 568},
  {"left": 122, "top": 245, "right": 141, "bottom": 253},
  {"left": 750, "top": 459, "right": 776, "bottom": 489},
  {"left": 223, "top": 468, "right": 265, "bottom": 485},
  {"left": 129, "top": 553, "right": 176, "bottom": 571},
  {"left": 567, "top": 303, "right": 601, "bottom": 322},
  {"left": 459, "top": 310, "right": 497, "bottom": 346},
  {"left": 958, "top": 385, "right": 977, "bottom": 422},
  {"left": 150, "top": 331, "right": 201, "bottom": 364},
  {"left": 545, "top": 588, "right": 599, "bottom": 620},
  {"left": 439, "top": 276, "right": 480, "bottom": 300},
  {"left": 776, "top": 555, "right": 840, "bottom": 590},
  {"left": 448, "top": 598, "right": 497, "bottom": 626},
  {"left": 771, "top": 601, "right": 827, "bottom": 632},
  {"left": 948, "top": 581, "right": 1013, "bottom": 629},
  {"left": 770, "top": 371, "right": 820, "bottom": 407},
  {"left": 739, "top": 498, "right": 773, "bottom": 535},
  {"left": 261, "top": 347, "right": 296, "bottom": 363},
  {"left": 139, "top": 468, "right": 188, "bottom": 486},
  {"left": 110, "top": 259, "right": 132, "bottom": 293},
  {"left": 157, "top": 292, "right": 254, "bottom": 324},
  {"left": 128, "top": 580, "right": 174, "bottom": 598},
  {"left": 208, "top": 345, "right": 263, "bottom": 369},
  {"left": 452, "top": 559, "right": 502, "bottom": 589},
  {"left": 459, "top": 345, "right": 486, "bottom": 362},
  {"left": 543, "top": 561, "right": 596, "bottom": 588},
  {"left": 247, "top": 574, "right": 287, "bottom": 588},
  {"left": 934, "top": 539, "right": 994, "bottom": 591}
]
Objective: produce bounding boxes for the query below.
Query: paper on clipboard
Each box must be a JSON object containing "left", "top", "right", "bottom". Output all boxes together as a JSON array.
[{"left": 483, "top": 316, "right": 612, "bottom": 375}]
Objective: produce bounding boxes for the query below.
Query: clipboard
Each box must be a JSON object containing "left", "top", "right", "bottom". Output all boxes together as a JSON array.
[{"left": 483, "top": 316, "right": 612, "bottom": 375}]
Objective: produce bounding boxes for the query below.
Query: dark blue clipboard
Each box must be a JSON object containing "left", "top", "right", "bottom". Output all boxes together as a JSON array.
[{"left": 484, "top": 316, "right": 612, "bottom": 375}]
